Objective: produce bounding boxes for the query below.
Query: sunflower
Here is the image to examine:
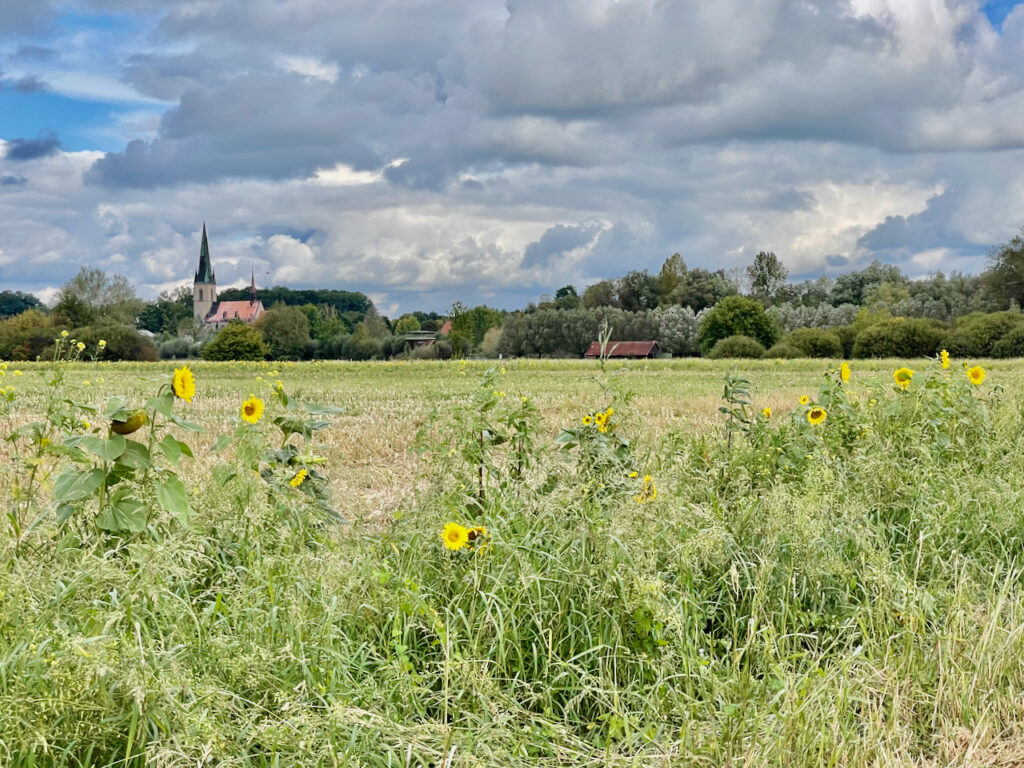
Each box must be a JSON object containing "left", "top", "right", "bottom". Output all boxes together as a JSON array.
[
  {"left": 799, "top": 395, "right": 810, "bottom": 406},
  {"left": 240, "top": 396, "right": 264, "bottom": 424},
  {"left": 762, "top": 406, "right": 772, "bottom": 419},
  {"left": 172, "top": 366, "right": 196, "bottom": 402},
  {"left": 441, "top": 522, "right": 470, "bottom": 551},
  {"left": 289, "top": 469, "right": 308, "bottom": 487},
  {"left": 966, "top": 365, "right": 986, "bottom": 386},
  {"left": 893, "top": 367, "right": 913, "bottom": 389},
  {"left": 806, "top": 406, "right": 827, "bottom": 425},
  {"left": 940, "top": 349, "right": 949, "bottom": 370},
  {"left": 467, "top": 525, "right": 488, "bottom": 542},
  {"left": 582, "top": 415, "right": 593, "bottom": 426},
  {"left": 840, "top": 362, "right": 850, "bottom": 383}
]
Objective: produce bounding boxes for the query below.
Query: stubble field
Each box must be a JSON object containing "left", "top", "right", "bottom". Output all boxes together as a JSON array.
[{"left": 2, "top": 355, "right": 1024, "bottom": 766}]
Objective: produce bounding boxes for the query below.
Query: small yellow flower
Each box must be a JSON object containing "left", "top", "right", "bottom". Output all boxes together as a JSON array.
[
  {"left": 76, "top": 342, "right": 85, "bottom": 352},
  {"left": 807, "top": 406, "right": 827, "bottom": 426},
  {"left": 940, "top": 349, "right": 949, "bottom": 369},
  {"left": 98, "top": 339, "right": 106, "bottom": 348},
  {"left": 256, "top": 376, "right": 263, "bottom": 382},
  {"left": 240, "top": 396, "right": 264, "bottom": 424},
  {"left": 61, "top": 330, "right": 69, "bottom": 338},
  {"left": 81, "top": 420, "right": 90, "bottom": 429},
  {"left": 289, "top": 469, "right": 308, "bottom": 487},
  {"left": 799, "top": 395, "right": 810, "bottom": 406},
  {"left": 172, "top": 366, "right": 196, "bottom": 402},
  {"left": 275, "top": 380, "right": 283, "bottom": 391},
  {"left": 582, "top": 415, "right": 593, "bottom": 426},
  {"left": 762, "top": 406, "right": 772, "bottom": 419},
  {"left": 441, "top": 522, "right": 470, "bottom": 551},
  {"left": 13, "top": 370, "right": 21, "bottom": 376},
  {"left": 634, "top": 474, "right": 657, "bottom": 503},
  {"left": 893, "top": 367, "right": 913, "bottom": 389},
  {"left": 966, "top": 365, "right": 985, "bottom": 386},
  {"left": 840, "top": 362, "right": 850, "bottom": 383},
  {"left": 629, "top": 471, "right": 639, "bottom": 478},
  {"left": 82, "top": 380, "right": 90, "bottom": 386}
]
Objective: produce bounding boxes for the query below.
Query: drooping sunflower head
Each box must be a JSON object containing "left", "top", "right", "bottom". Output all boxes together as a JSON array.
[
  {"left": 762, "top": 406, "right": 772, "bottom": 419},
  {"left": 441, "top": 522, "right": 469, "bottom": 551},
  {"left": 840, "top": 362, "right": 850, "bottom": 383},
  {"left": 289, "top": 469, "right": 308, "bottom": 487},
  {"left": 940, "top": 349, "right": 950, "bottom": 369},
  {"left": 893, "top": 367, "right": 914, "bottom": 389},
  {"left": 240, "top": 396, "right": 264, "bottom": 424},
  {"left": 799, "top": 395, "right": 810, "bottom": 406},
  {"left": 172, "top": 366, "right": 196, "bottom": 402},
  {"left": 807, "top": 406, "right": 827, "bottom": 426},
  {"left": 966, "top": 365, "right": 986, "bottom": 386}
]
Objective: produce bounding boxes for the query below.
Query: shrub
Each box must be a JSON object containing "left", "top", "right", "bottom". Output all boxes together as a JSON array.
[
  {"left": 73, "top": 322, "right": 158, "bottom": 362},
  {"left": 159, "top": 337, "right": 191, "bottom": 360},
  {"left": 698, "top": 295, "right": 779, "bottom": 355},
  {"left": 991, "top": 325, "right": 1024, "bottom": 358},
  {"left": 254, "top": 305, "right": 312, "bottom": 360},
  {"left": 834, "top": 325, "right": 857, "bottom": 358},
  {"left": 785, "top": 327, "right": 843, "bottom": 358},
  {"left": 851, "top": 317, "right": 946, "bottom": 358},
  {"left": 763, "top": 342, "right": 804, "bottom": 359},
  {"left": 708, "top": 334, "right": 767, "bottom": 359},
  {"left": 0, "top": 309, "right": 63, "bottom": 360},
  {"left": 944, "top": 311, "right": 1024, "bottom": 358},
  {"left": 202, "top": 322, "right": 269, "bottom": 361}
]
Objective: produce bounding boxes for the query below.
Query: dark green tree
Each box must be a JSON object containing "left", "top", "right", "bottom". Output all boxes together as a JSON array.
[
  {"left": 0, "top": 290, "right": 44, "bottom": 319},
  {"left": 201, "top": 321, "right": 269, "bottom": 361},
  {"left": 697, "top": 295, "right": 779, "bottom": 355},
  {"left": 983, "top": 229, "right": 1024, "bottom": 307},
  {"left": 254, "top": 305, "right": 312, "bottom": 360},
  {"left": 747, "top": 251, "right": 788, "bottom": 305}
]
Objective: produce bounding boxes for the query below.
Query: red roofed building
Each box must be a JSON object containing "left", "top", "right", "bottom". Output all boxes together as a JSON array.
[
  {"left": 192, "top": 223, "right": 265, "bottom": 328},
  {"left": 583, "top": 340, "right": 660, "bottom": 359}
]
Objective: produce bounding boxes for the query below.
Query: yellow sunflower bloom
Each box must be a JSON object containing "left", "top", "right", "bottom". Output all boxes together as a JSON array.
[
  {"left": 966, "top": 365, "right": 985, "bottom": 386},
  {"left": 840, "top": 362, "right": 850, "bottom": 383},
  {"left": 582, "top": 415, "right": 593, "bottom": 426},
  {"left": 762, "top": 407, "right": 771, "bottom": 419},
  {"left": 441, "top": 522, "right": 470, "bottom": 551},
  {"left": 289, "top": 469, "right": 308, "bottom": 487},
  {"left": 799, "top": 395, "right": 810, "bottom": 406},
  {"left": 172, "top": 366, "right": 196, "bottom": 402},
  {"left": 807, "top": 406, "right": 827, "bottom": 426},
  {"left": 240, "top": 396, "right": 264, "bottom": 424},
  {"left": 940, "top": 349, "right": 949, "bottom": 370},
  {"left": 893, "top": 367, "right": 913, "bottom": 389}
]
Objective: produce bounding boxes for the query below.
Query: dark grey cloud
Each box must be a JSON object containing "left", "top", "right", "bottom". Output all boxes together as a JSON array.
[
  {"left": 521, "top": 223, "right": 603, "bottom": 269},
  {"left": 4, "top": 131, "right": 62, "bottom": 161},
  {"left": 0, "top": 174, "right": 27, "bottom": 186},
  {"left": 13, "top": 44, "right": 57, "bottom": 61},
  {"left": 10, "top": 74, "right": 48, "bottom": 93}
]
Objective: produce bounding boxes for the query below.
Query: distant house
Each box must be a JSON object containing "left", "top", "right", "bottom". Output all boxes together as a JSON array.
[
  {"left": 403, "top": 330, "right": 438, "bottom": 349},
  {"left": 439, "top": 319, "right": 453, "bottom": 336},
  {"left": 583, "top": 341, "right": 661, "bottom": 359},
  {"left": 192, "top": 222, "right": 266, "bottom": 329}
]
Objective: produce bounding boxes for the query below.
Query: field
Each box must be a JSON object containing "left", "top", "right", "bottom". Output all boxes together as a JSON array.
[{"left": 3, "top": 353, "right": 1024, "bottom": 766}]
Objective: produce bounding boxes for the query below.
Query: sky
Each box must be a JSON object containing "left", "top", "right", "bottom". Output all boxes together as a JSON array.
[{"left": 1, "top": 1, "right": 1024, "bottom": 316}]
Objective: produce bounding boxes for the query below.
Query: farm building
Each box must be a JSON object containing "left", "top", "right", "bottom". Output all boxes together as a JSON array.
[{"left": 583, "top": 341, "right": 661, "bottom": 359}]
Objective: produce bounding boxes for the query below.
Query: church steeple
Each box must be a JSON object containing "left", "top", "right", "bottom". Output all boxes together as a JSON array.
[{"left": 194, "top": 222, "right": 215, "bottom": 284}]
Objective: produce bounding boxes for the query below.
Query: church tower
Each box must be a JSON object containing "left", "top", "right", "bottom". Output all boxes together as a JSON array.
[{"left": 193, "top": 223, "right": 217, "bottom": 321}]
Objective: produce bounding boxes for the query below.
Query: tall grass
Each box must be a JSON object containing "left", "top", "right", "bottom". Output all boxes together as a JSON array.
[{"left": 3, "top": 358, "right": 1024, "bottom": 766}]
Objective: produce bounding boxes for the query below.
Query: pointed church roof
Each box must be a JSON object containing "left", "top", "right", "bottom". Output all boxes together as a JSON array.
[{"left": 194, "top": 223, "right": 215, "bottom": 284}]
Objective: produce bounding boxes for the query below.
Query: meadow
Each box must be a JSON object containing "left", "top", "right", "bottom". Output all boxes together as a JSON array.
[{"left": 2, "top": 348, "right": 1024, "bottom": 766}]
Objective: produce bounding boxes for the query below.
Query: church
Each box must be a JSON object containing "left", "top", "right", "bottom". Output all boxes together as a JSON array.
[{"left": 192, "top": 223, "right": 265, "bottom": 329}]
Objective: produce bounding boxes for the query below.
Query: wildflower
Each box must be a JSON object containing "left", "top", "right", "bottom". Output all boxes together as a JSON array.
[
  {"left": 467, "top": 525, "right": 488, "bottom": 542},
  {"left": 81, "top": 420, "right": 90, "bottom": 429},
  {"left": 76, "top": 342, "right": 85, "bottom": 352},
  {"left": 289, "top": 469, "right": 308, "bottom": 487},
  {"left": 966, "top": 365, "right": 986, "bottom": 386},
  {"left": 762, "top": 406, "right": 772, "bottom": 419},
  {"left": 807, "top": 406, "right": 827, "bottom": 426},
  {"left": 240, "top": 396, "right": 264, "bottom": 424},
  {"left": 82, "top": 380, "right": 90, "bottom": 386},
  {"left": 940, "top": 349, "right": 949, "bottom": 369},
  {"left": 275, "top": 380, "right": 283, "bottom": 391},
  {"left": 582, "top": 415, "right": 593, "bottom": 426},
  {"left": 893, "top": 367, "right": 913, "bottom": 389},
  {"left": 172, "top": 366, "right": 196, "bottom": 402},
  {"left": 629, "top": 471, "right": 639, "bottom": 478},
  {"left": 441, "top": 522, "right": 470, "bottom": 551},
  {"left": 98, "top": 339, "right": 106, "bottom": 348},
  {"left": 13, "top": 370, "right": 21, "bottom": 376},
  {"left": 61, "top": 330, "right": 69, "bottom": 338},
  {"left": 634, "top": 474, "right": 657, "bottom": 503},
  {"left": 840, "top": 362, "right": 850, "bottom": 383},
  {"left": 799, "top": 395, "right": 810, "bottom": 406}
]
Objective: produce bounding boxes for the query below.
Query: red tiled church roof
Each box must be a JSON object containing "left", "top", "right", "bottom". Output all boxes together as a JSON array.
[{"left": 209, "top": 300, "right": 263, "bottom": 323}]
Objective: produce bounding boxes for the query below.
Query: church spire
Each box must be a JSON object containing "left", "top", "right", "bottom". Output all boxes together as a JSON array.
[
  {"left": 249, "top": 262, "right": 256, "bottom": 305},
  {"left": 194, "top": 222, "right": 215, "bottom": 284}
]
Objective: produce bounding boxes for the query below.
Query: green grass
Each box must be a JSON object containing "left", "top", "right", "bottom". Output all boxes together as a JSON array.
[{"left": 3, "top": 357, "right": 1024, "bottom": 766}]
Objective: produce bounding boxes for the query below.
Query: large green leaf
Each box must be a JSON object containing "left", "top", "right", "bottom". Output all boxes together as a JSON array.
[
  {"left": 157, "top": 434, "right": 194, "bottom": 466},
  {"left": 96, "top": 495, "right": 147, "bottom": 532},
  {"left": 145, "top": 392, "right": 174, "bottom": 418},
  {"left": 53, "top": 467, "right": 104, "bottom": 503},
  {"left": 78, "top": 434, "right": 127, "bottom": 462},
  {"left": 156, "top": 475, "right": 191, "bottom": 522},
  {"left": 115, "top": 440, "right": 152, "bottom": 471}
]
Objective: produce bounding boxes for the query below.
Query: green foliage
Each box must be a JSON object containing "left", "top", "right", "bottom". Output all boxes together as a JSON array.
[
  {"left": 698, "top": 295, "right": 779, "bottom": 355},
  {"left": 72, "top": 322, "right": 158, "bottom": 362},
  {"left": 0, "top": 289, "right": 44, "bottom": 319},
  {"left": 747, "top": 250, "right": 788, "bottom": 304},
  {"left": 834, "top": 324, "right": 857, "bottom": 357},
  {"left": 201, "top": 321, "right": 269, "bottom": 361},
  {"left": 216, "top": 285, "right": 372, "bottom": 316},
  {"left": 707, "top": 334, "right": 767, "bottom": 359},
  {"left": 785, "top": 327, "right": 843, "bottom": 358},
  {"left": 137, "top": 286, "right": 193, "bottom": 335},
  {"left": 943, "top": 311, "right": 1024, "bottom": 358},
  {"left": 254, "top": 304, "right": 312, "bottom": 360},
  {"left": 983, "top": 228, "right": 1024, "bottom": 306},
  {"left": 991, "top": 324, "right": 1024, "bottom": 357},
  {"left": 393, "top": 313, "right": 422, "bottom": 334},
  {"left": 55, "top": 265, "right": 143, "bottom": 326},
  {"left": 0, "top": 309, "right": 63, "bottom": 360},
  {"left": 450, "top": 303, "right": 503, "bottom": 346},
  {"left": 498, "top": 307, "right": 660, "bottom": 358},
  {"left": 852, "top": 317, "right": 946, "bottom": 358},
  {"left": 763, "top": 341, "right": 804, "bottom": 358}
]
